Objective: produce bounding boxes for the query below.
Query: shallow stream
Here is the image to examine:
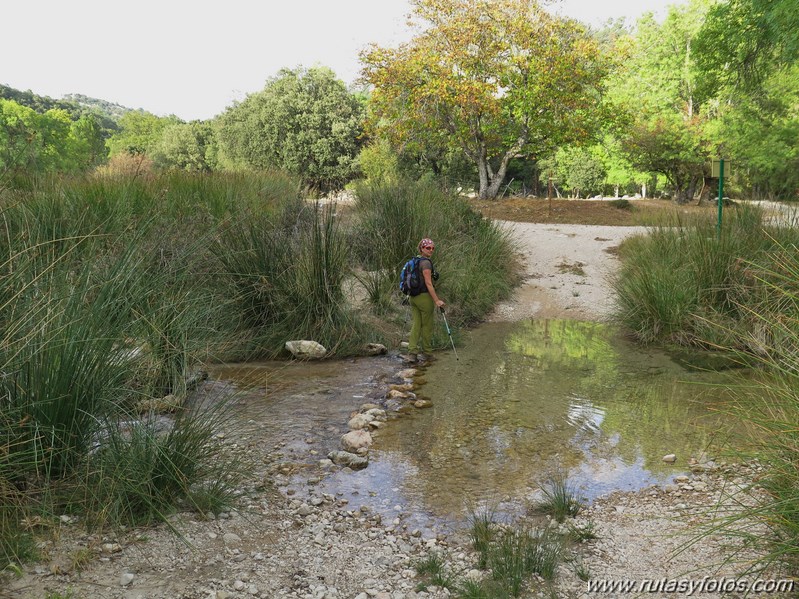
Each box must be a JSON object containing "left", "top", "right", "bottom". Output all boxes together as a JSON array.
[{"left": 211, "top": 319, "right": 745, "bottom": 534}]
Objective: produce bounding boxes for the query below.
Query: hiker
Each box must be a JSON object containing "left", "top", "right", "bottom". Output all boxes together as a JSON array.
[{"left": 406, "top": 238, "right": 445, "bottom": 363}]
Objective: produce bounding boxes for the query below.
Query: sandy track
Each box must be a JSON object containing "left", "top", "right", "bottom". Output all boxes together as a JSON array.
[{"left": 488, "top": 222, "right": 648, "bottom": 322}]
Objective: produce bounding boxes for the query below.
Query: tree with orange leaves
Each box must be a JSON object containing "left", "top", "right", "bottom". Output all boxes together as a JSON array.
[{"left": 361, "top": 0, "right": 608, "bottom": 199}]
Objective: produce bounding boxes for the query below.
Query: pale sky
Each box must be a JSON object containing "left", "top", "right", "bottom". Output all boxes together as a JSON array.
[{"left": 2, "top": 0, "right": 680, "bottom": 121}]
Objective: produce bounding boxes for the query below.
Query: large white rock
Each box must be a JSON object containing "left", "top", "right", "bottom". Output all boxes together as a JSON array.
[
  {"left": 347, "top": 413, "right": 374, "bottom": 430},
  {"left": 285, "top": 340, "right": 327, "bottom": 359},
  {"left": 365, "top": 343, "right": 387, "bottom": 355},
  {"left": 341, "top": 429, "right": 373, "bottom": 452}
]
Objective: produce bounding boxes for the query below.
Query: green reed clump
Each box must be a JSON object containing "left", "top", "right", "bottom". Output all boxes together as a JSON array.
[
  {"left": 612, "top": 204, "right": 799, "bottom": 346},
  {"left": 55, "top": 170, "right": 299, "bottom": 225},
  {"left": 0, "top": 245, "right": 148, "bottom": 480},
  {"left": 414, "top": 553, "right": 457, "bottom": 591},
  {"left": 531, "top": 474, "right": 582, "bottom": 523},
  {"left": 0, "top": 171, "right": 337, "bottom": 569},
  {"left": 487, "top": 526, "right": 563, "bottom": 596},
  {"left": 0, "top": 484, "right": 37, "bottom": 577},
  {"left": 353, "top": 179, "right": 516, "bottom": 325},
  {"left": 468, "top": 504, "right": 498, "bottom": 569},
  {"left": 0, "top": 223, "right": 240, "bottom": 535},
  {"left": 465, "top": 504, "right": 564, "bottom": 597},
  {"left": 457, "top": 579, "right": 512, "bottom": 599},
  {"left": 77, "top": 400, "right": 243, "bottom": 528},
  {"left": 700, "top": 245, "right": 799, "bottom": 577},
  {"left": 214, "top": 201, "right": 372, "bottom": 358}
]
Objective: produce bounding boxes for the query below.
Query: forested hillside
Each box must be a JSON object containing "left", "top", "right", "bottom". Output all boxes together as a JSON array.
[{"left": 0, "top": 84, "right": 123, "bottom": 131}]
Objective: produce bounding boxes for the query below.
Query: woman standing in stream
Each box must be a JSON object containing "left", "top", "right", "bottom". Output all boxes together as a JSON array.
[{"left": 406, "top": 238, "right": 445, "bottom": 363}]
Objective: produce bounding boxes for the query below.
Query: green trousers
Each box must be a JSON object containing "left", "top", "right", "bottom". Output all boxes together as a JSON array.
[{"left": 409, "top": 292, "right": 435, "bottom": 353}]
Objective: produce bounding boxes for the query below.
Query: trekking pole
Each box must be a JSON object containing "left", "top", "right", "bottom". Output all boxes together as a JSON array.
[{"left": 440, "top": 307, "right": 459, "bottom": 361}]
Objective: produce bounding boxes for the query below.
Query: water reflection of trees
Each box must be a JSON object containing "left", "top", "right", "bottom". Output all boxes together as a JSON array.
[{"left": 376, "top": 320, "right": 742, "bottom": 514}]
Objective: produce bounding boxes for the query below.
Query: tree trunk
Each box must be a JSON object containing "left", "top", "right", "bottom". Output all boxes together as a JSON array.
[
  {"left": 476, "top": 151, "right": 490, "bottom": 199},
  {"left": 476, "top": 147, "right": 520, "bottom": 199}
]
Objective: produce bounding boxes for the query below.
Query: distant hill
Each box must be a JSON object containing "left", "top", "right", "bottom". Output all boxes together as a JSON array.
[
  {"left": 62, "top": 93, "right": 134, "bottom": 121},
  {"left": 0, "top": 84, "right": 135, "bottom": 132}
]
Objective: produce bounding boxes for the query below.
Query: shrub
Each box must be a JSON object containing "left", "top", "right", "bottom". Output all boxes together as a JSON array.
[{"left": 353, "top": 179, "right": 517, "bottom": 326}]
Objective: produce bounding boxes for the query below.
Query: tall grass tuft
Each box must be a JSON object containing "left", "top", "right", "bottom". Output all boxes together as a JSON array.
[
  {"left": 77, "top": 399, "right": 243, "bottom": 528},
  {"left": 468, "top": 504, "right": 498, "bottom": 569},
  {"left": 0, "top": 483, "right": 37, "bottom": 576},
  {"left": 0, "top": 245, "right": 148, "bottom": 480},
  {"left": 353, "top": 179, "right": 517, "bottom": 326},
  {"left": 487, "top": 526, "right": 563, "bottom": 596},
  {"left": 414, "top": 553, "right": 457, "bottom": 590},
  {"left": 612, "top": 204, "right": 799, "bottom": 346},
  {"left": 0, "top": 172, "right": 297, "bottom": 551},
  {"left": 700, "top": 243, "right": 799, "bottom": 577},
  {"left": 457, "top": 579, "right": 512, "bottom": 599},
  {"left": 214, "top": 201, "right": 373, "bottom": 358},
  {"left": 464, "top": 503, "right": 564, "bottom": 597},
  {"left": 618, "top": 204, "right": 799, "bottom": 576},
  {"left": 531, "top": 474, "right": 582, "bottom": 523}
]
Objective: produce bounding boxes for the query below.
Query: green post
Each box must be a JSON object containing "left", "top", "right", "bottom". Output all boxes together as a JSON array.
[{"left": 717, "top": 159, "right": 724, "bottom": 239}]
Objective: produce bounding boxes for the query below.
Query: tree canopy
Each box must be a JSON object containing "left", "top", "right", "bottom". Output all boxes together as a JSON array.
[
  {"left": 107, "top": 111, "right": 181, "bottom": 157},
  {"left": 0, "top": 99, "right": 108, "bottom": 184},
  {"left": 361, "top": 0, "right": 609, "bottom": 199},
  {"left": 695, "top": 0, "right": 799, "bottom": 93},
  {"left": 216, "top": 67, "right": 365, "bottom": 194}
]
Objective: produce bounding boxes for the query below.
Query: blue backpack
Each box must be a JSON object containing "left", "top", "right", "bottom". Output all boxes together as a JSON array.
[{"left": 399, "top": 256, "right": 424, "bottom": 296}]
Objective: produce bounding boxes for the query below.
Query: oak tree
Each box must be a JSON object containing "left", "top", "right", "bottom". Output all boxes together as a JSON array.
[
  {"left": 361, "top": 0, "right": 608, "bottom": 199},
  {"left": 216, "top": 67, "right": 365, "bottom": 194}
]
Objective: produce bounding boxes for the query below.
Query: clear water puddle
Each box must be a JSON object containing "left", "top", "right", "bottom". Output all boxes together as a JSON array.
[{"left": 211, "top": 319, "right": 745, "bottom": 533}]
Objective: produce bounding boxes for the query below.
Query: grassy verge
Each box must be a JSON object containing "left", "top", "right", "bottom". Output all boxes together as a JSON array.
[
  {"left": 0, "top": 171, "right": 357, "bottom": 575},
  {"left": 703, "top": 249, "right": 799, "bottom": 578},
  {"left": 612, "top": 204, "right": 799, "bottom": 347}
]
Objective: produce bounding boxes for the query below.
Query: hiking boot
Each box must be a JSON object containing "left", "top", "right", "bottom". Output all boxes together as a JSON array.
[{"left": 418, "top": 352, "right": 436, "bottom": 363}]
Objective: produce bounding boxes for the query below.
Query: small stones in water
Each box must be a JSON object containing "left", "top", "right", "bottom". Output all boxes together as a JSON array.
[
  {"left": 396, "top": 368, "right": 417, "bottom": 380},
  {"left": 389, "top": 383, "right": 414, "bottom": 392},
  {"left": 328, "top": 450, "right": 368, "bottom": 470}
]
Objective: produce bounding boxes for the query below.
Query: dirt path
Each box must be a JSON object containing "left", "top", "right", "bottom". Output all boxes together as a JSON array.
[{"left": 487, "top": 222, "right": 647, "bottom": 322}]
